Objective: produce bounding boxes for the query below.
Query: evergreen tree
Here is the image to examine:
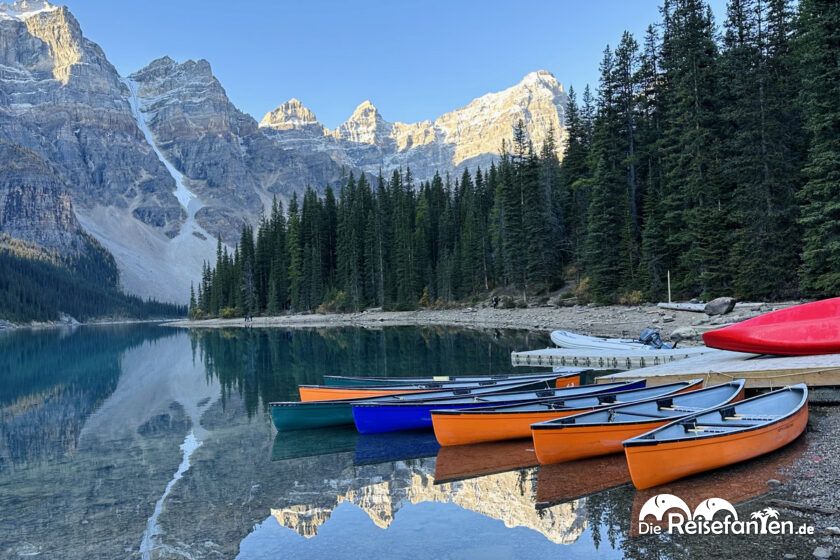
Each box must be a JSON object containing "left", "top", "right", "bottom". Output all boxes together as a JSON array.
[
  {"left": 585, "top": 46, "right": 635, "bottom": 301},
  {"left": 658, "top": 0, "right": 728, "bottom": 298},
  {"left": 796, "top": 0, "right": 840, "bottom": 295},
  {"left": 287, "top": 194, "right": 304, "bottom": 310}
]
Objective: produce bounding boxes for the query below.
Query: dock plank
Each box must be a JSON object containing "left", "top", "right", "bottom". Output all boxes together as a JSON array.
[
  {"left": 597, "top": 350, "right": 840, "bottom": 388},
  {"left": 510, "top": 346, "right": 710, "bottom": 370}
]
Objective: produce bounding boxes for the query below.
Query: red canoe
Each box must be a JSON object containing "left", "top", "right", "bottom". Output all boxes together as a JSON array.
[{"left": 702, "top": 298, "right": 840, "bottom": 356}]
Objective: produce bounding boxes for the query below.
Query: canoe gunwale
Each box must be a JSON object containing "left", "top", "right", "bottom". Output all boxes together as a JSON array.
[
  {"left": 429, "top": 379, "right": 700, "bottom": 417},
  {"left": 322, "top": 369, "right": 585, "bottom": 386},
  {"left": 530, "top": 380, "right": 745, "bottom": 431},
  {"left": 623, "top": 384, "right": 808, "bottom": 447},
  {"left": 299, "top": 372, "right": 568, "bottom": 392},
  {"left": 351, "top": 380, "right": 632, "bottom": 409},
  {"left": 302, "top": 372, "right": 575, "bottom": 391}
]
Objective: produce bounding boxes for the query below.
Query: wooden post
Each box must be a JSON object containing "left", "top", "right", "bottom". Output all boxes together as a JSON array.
[{"left": 667, "top": 270, "right": 672, "bottom": 303}]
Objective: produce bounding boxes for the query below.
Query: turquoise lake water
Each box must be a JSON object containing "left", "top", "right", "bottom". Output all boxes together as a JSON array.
[{"left": 0, "top": 324, "right": 812, "bottom": 559}]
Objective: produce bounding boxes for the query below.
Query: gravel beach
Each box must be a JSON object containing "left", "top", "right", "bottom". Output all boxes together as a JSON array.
[{"left": 166, "top": 302, "right": 792, "bottom": 341}]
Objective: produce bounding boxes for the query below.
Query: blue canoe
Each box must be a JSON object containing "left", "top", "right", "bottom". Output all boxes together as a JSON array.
[{"left": 351, "top": 379, "right": 646, "bottom": 434}]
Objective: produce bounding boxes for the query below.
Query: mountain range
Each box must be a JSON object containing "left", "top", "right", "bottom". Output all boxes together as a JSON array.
[{"left": 0, "top": 0, "right": 568, "bottom": 304}]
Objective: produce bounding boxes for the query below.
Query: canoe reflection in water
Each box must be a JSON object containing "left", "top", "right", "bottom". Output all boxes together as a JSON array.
[
  {"left": 433, "top": 439, "right": 539, "bottom": 484},
  {"left": 271, "top": 429, "right": 439, "bottom": 465},
  {"left": 537, "top": 454, "right": 632, "bottom": 509}
]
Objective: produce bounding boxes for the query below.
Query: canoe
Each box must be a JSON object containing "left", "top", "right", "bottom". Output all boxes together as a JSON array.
[
  {"left": 703, "top": 298, "right": 840, "bottom": 355},
  {"left": 322, "top": 370, "right": 581, "bottom": 387},
  {"left": 531, "top": 380, "right": 746, "bottom": 464},
  {"left": 431, "top": 379, "right": 703, "bottom": 446},
  {"left": 624, "top": 384, "right": 808, "bottom": 489},
  {"left": 351, "top": 379, "right": 646, "bottom": 434},
  {"left": 550, "top": 330, "right": 647, "bottom": 351},
  {"left": 300, "top": 371, "right": 581, "bottom": 402},
  {"left": 270, "top": 376, "right": 576, "bottom": 431}
]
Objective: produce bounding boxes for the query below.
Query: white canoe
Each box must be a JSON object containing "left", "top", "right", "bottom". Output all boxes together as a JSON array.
[{"left": 550, "top": 330, "right": 647, "bottom": 351}]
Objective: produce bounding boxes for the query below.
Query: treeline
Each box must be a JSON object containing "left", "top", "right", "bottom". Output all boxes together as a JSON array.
[
  {"left": 192, "top": 135, "right": 562, "bottom": 317},
  {"left": 193, "top": 0, "right": 839, "bottom": 316},
  {"left": 0, "top": 236, "right": 186, "bottom": 322}
]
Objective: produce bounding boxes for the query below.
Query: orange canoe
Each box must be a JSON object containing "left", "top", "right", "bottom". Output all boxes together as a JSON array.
[
  {"left": 299, "top": 372, "right": 576, "bottom": 402},
  {"left": 432, "top": 380, "right": 702, "bottom": 446},
  {"left": 298, "top": 386, "right": 435, "bottom": 401},
  {"left": 531, "top": 380, "right": 745, "bottom": 465},
  {"left": 624, "top": 384, "right": 808, "bottom": 489}
]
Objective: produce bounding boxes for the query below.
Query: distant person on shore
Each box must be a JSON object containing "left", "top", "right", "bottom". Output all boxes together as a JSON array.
[{"left": 492, "top": 296, "right": 500, "bottom": 308}]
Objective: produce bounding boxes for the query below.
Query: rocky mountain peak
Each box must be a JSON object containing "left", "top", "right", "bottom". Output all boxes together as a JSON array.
[
  {"left": 519, "top": 69, "right": 563, "bottom": 91},
  {"left": 259, "top": 98, "right": 322, "bottom": 132},
  {"left": 331, "top": 99, "right": 393, "bottom": 146},
  {"left": 132, "top": 56, "right": 216, "bottom": 87},
  {"left": 1, "top": 1, "right": 95, "bottom": 86}
]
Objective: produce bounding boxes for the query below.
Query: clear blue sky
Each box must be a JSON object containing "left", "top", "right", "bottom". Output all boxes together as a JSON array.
[{"left": 64, "top": 0, "right": 727, "bottom": 128}]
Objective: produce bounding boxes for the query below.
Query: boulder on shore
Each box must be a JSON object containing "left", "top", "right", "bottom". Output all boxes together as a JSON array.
[
  {"left": 705, "top": 297, "right": 736, "bottom": 316},
  {"left": 670, "top": 326, "right": 699, "bottom": 342}
]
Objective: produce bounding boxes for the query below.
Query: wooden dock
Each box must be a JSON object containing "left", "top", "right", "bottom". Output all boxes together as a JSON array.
[
  {"left": 596, "top": 349, "right": 840, "bottom": 389},
  {"left": 510, "top": 346, "right": 710, "bottom": 370}
]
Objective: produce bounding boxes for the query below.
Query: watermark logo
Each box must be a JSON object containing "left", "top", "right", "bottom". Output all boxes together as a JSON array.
[{"left": 638, "top": 494, "right": 814, "bottom": 536}]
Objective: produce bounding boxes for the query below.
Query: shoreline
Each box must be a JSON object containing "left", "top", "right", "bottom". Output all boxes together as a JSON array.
[
  {"left": 163, "top": 303, "right": 784, "bottom": 339},
  {"left": 0, "top": 317, "right": 176, "bottom": 332}
]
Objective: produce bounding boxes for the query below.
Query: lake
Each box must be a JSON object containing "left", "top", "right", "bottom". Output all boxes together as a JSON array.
[{"left": 0, "top": 324, "right": 811, "bottom": 559}]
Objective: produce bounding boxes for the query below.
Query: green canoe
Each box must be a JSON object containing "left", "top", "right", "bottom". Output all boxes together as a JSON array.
[{"left": 271, "top": 400, "right": 356, "bottom": 431}]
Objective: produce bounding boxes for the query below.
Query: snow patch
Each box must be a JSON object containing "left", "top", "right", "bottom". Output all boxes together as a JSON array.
[
  {"left": 140, "top": 431, "right": 202, "bottom": 560},
  {"left": 122, "top": 77, "right": 198, "bottom": 213},
  {"left": 82, "top": 78, "right": 222, "bottom": 304},
  {"left": 0, "top": 0, "right": 58, "bottom": 20}
]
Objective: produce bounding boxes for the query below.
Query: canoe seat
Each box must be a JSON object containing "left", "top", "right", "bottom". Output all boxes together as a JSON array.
[
  {"left": 606, "top": 409, "right": 666, "bottom": 420},
  {"left": 659, "top": 405, "right": 703, "bottom": 412},
  {"left": 685, "top": 427, "right": 732, "bottom": 434},
  {"left": 718, "top": 406, "right": 777, "bottom": 422},
  {"left": 723, "top": 414, "right": 779, "bottom": 421}
]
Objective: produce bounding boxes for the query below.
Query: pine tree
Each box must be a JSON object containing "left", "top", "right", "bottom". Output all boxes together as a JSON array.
[
  {"left": 796, "top": 0, "right": 840, "bottom": 295},
  {"left": 585, "top": 46, "right": 634, "bottom": 302},
  {"left": 559, "top": 87, "right": 593, "bottom": 277},
  {"left": 287, "top": 194, "right": 304, "bottom": 310},
  {"left": 657, "top": 0, "right": 729, "bottom": 298}
]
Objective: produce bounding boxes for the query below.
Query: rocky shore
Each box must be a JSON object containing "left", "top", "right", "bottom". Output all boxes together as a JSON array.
[{"left": 167, "top": 302, "right": 794, "bottom": 340}]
